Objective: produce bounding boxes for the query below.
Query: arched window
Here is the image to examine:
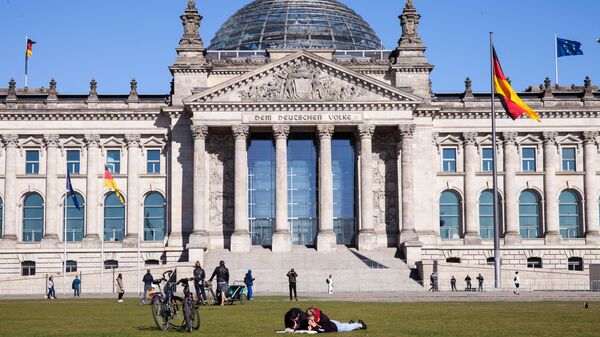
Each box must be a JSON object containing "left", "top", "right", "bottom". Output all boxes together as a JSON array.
[
  {"left": 440, "top": 191, "right": 461, "bottom": 239},
  {"left": 519, "top": 190, "right": 542, "bottom": 238},
  {"left": 559, "top": 190, "right": 582, "bottom": 238},
  {"left": 104, "top": 192, "right": 125, "bottom": 241},
  {"left": 21, "top": 261, "right": 36, "bottom": 276},
  {"left": 23, "top": 192, "right": 44, "bottom": 242},
  {"left": 0, "top": 196, "right": 3, "bottom": 236},
  {"left": 479, "top": 190, "right": 503, "bottom": 239},
  {"left": 143, "top": 192, "right": 166, "bottom": 241},
  {"left": 64, "top": 193, "right": 85, "bottom": 242}
]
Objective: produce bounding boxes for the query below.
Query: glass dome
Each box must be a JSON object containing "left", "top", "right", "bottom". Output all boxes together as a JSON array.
[{"left": 208, "top": 0, "right": 383, "bottom": 50}]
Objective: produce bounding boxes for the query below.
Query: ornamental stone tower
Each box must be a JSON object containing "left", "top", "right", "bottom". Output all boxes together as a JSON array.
[{"left": 389, "top": 0, "right": 434, "bottom": 102}]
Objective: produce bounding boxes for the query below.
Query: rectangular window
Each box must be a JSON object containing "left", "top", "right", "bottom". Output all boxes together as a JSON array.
[
  {"left": 442, "top": 148, "right": 457, "bottom": 172},
  {"left": 482, "top": 148, "right": 494, "bottom": 172},
  {"left": 522, "top": 147, "right": 536, "bottom": 172},
  {"left": 568, "top": 258, "right": 583, "bottom": 271},
  {"left": 106, "top": 150, "right": 120, "bottom": 174},
  {"left": 562, "top": 147, "right": 576, "bottom": 172},
  {"left": 147, "top": 150, "right": 161, "bottom": 174},
  {"left": 66, "top": 150, "right": 80, "bottom": 174},
  {"left": 25, "top": 150, "right": 40, "bottom": 175}
]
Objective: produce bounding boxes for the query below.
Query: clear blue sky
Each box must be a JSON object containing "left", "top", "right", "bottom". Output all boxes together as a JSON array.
[{"left": 0, "top": 0, "right": 598, "bottom": 94}]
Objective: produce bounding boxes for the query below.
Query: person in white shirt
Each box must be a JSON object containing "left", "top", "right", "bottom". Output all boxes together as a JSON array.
[
  {"left": 513, "top": 271, "right": 520, "bottom": 295},
  {"left": 326, "top": 275, "right": 333, "bottom": 294},
  {"left": 47, "top": 276, "right": 56, "bottom": 299}
]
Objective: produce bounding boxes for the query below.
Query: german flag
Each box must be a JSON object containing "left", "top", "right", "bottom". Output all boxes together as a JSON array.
[
  {"left": 26, "top": 39, "right": 36, "bottom": 58},
  {"left": 493, "top": 48, "right": 541, "bottom": 122},
  {"left": 104, "top": 165, "right": 125, "bottom": 204}
]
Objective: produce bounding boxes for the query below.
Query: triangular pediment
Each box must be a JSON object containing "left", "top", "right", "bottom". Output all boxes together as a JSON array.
[
  {"left": 19, "top": 136, "right": 44, "bottom": 147},
  {"left": 102, "top": 136, "right": 125, "bottom": 147},
  {"left": 558, "top": 134, "right": 582, "bottom": 144},
  {"left": 184, "top": 51, "right": 422, "bottom": 105},
  {"left": 61, "top": 136, "right": 85, "bottom": 148},
  {"left": 518, "top": 134, "right": 542, "bottom": 145},
  {"left": 142, "top": 136, "right": 167, "bottom": 147}
]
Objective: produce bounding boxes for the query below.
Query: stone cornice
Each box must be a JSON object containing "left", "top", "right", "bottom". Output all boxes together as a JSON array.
[
  {"left": 189, "top": 101, "right": 417, "bottom": 113},
  {"left": 422, "top": 109, "right": 600, "bottom": 119},
  {"left": 0, "top": 110, "right": 162, "bottom": 121}
]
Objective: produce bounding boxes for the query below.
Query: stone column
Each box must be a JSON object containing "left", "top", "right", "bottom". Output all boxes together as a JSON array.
[
  {"left": 42, "top": 134, "right": 60, "bottom": 246},
  {"left": 231, "top": 125, "right": 250, "bottom": 252},
  {"left": 463, "top": 132, "right": 481, "bottom": 244},
  {"left": 316, "top": 125, "right": 337, "bottom": 252},
  {"left": 83, "top": 134, "right": 101, "bottom": 247},
  {"left": 543, "top": 131, "right": 561, "bottom": 243},
  {"left": 188, "top": 125, "right": 209, "bottom": 261},
  {"left": 272, "top": 125, "right": 292, "bottom": 252},
  {"left": 584, "top": 131, "right": 600, "bottom": 243},
  {"left": 357, "top": 124, "right": 377, "bottom": 250},
  {"left": 503, "top": 132, "right": 521, "bottom": 244},
  {"left": 1, "top": 135, "right": 18, "bottom": 244},
  {"left": 123, "top": 134, "right": 141, "bottom": 247},
  {"left": 398, "top": 124, "right": 419, "bottom": 244}
]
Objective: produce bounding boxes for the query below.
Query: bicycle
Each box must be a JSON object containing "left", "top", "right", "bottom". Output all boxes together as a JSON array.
[
  {"left": 149, "top": 270, "right": 186, "bottom": 331},
  {"left": 196, "top": 280, "right": 216, "bottom": 306},
  {"left": 178, "top": 277, "right": 201, "bottom": 332}
]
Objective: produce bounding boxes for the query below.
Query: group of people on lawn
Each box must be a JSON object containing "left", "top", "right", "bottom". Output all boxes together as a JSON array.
[{"left": 430, "top": 271, "right": 521, "bottom": 293}]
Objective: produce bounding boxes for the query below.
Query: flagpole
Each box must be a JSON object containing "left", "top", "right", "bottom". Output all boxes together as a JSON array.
[
  {"left": 554, "top": 34, "right": 559, "bottom": 85},
  {"left": 25, "top": 35, "right": 28, "bottom": 89},
  {"left": 63, "top": 192, "right": 67, "bottom": 296},
  {"left": 490, "top": 32, "right": 502, "bottom": 289}
]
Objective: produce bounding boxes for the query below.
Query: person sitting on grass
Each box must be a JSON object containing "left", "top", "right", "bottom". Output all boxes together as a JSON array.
[
  {"left": 305, "top": 306, "right": 366, "bottom": 333},
  {"left": 284, "top": 307, "right": 309, "bottom": 333}
]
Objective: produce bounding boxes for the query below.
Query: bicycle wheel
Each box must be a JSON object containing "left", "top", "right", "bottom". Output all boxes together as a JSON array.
[
  {"left": 204, "top": 289, "right": 215, "bottom": 306},
  {"left": 192, "top": 307, "right": 200, "bottom": 330},
  {"left": 239, "top": 294, "right": 247, "bottom": 305},
  {"left": 167, "top": 296, "right": 185, "bottom": 330},
  {"left": 151, "top": 299, "right": 169, "bottom": 331},
  {"left": 183, "top": 299, "right": 193, "bottom": 333}
]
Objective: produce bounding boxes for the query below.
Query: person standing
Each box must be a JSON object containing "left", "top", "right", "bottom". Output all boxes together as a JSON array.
[
  {"left": 209, "top": 260, "right": 229, "bottom": 306},
  {"left": 244, "top": 269, "right": 255, "bottom": 300},
  {"left": 47, "top": 276, "right": 56, "bottom": 299},
  {"left": 476, "top": 274, "right": 484, "bottom": 292},
  {"left": 428, "top": 272, "right": 435, "bottom": 292},
  {"left": 514, "top": 271, "right": 520, "bottom": 295},
  {"left": 142, "top": 269, "right": 154, "bottom": 300},
  {"left": 72, "top": 276, "right": 81, "bottom": 298},
  {"left": 450, "top": 276, "right": 457, "bottom": 291},
  {"left": 116, "top": 273, "right": 125, "bottom": 303},
  {"left": 287, "top": 268, "right": 298, "bottom": 301},
  {"left": 193, "top": 261, "right": 207, "bottom": 303},
  {"left": 326, "top": 274, "right": 333, "bottom": 295},
  {"left": 465, "top": 275, "right": 472, "bottom": 291}
]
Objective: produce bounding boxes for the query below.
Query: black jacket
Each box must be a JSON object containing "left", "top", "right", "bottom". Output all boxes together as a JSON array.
[
  {"left": 142, "top": 273, "right": 154, "bottom": 286},
  {"left": 193, "top": 267, "right": 206, "bottom": 284},
  {"left": 209, "top": 265, "right": 229, "bottom": 283},
  {"left": 284, "top": 308, "right": 308, "bottom": 330}
]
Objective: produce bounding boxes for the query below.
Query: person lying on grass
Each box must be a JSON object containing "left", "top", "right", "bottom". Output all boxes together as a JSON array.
[
  {"left": 305, "top": 306, "right": 366, "bottom": 333},
  {"left": 284, "top": 308, "right": 309, "bottom": 333}
]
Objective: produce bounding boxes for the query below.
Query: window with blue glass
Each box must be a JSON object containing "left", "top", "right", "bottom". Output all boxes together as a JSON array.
[
  {"left": 561, "top": 147, "right": 576, "bottom": 171},
  {"left": 66, "top": 150, "right": 80, "bottom": 174},
  {"left": 248, "top": 134, "right": 275, "bottom": 246},
  {"left": 106, "top": 150, "right": 120, "bottom": 174},
  {"left": 442, "top": 148, "right": 457, "bottom": 172},
  {"left": 64, "top": 193, "right": 84, "bottom": 241},
  {"left": 288, "top": 133, "right": 318, "bottom": 246},
  {"left": 23, "top": 193, "right": 44, "bottom": 242},
  {"left": 147, "top": 150, "right": 161, "bottom": 174},
  {"left": 482, "top": 148, "right": 494, "bottom": 172},
  {"left": 559, "top": 189, "right": 581, "bottom": 238},
  {"left": 332, "top": 134, "right": 356, "bottom": 246},
  {"left": 25, "top": 150, "right": 39, "bottom": 175},
  {"left": 522, "top": 147, "right": 536, "bottom": 172},
  {"left": 519, "top": 190, "right": 542, "bottom": 238},
  {"left": 104, "top": 192, "right": 125, "bottom": 241},
  {"left": 440, "top": 191, "right": 461, "bottom": 239},
  {"left": 144, "top": 192, "right": 165, "bottom": 241},
  {"left": 479, "top": 190, "right": 502, "bottom": 239}
]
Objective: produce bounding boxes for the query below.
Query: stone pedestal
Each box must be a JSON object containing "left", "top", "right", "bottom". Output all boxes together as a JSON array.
[
  {"left": 272, "top": 232, "right": 292, "bottom": 253},
  {"left": 230, "top": 232, "right": 251, "bottom": 253},
  {"left": 504, "top": 232, "right": 522, "bottom": 245},
  {"left": 82, "top": 235, "right": 101, "bottom": 248},
  {"left": 357, "top": 230, "right": 377, "bottom": 251},
  {"left": 316, "top": 231, "right": 337, "bottom": 252},
  {"left": 401, "top": 241, "right": 423, "bottom": 269},
  {"left": 167, "top": 233, "right": 184, "bottom": 247},
  {"left": 463, "top": 233, "right": 482, "bottom": 245},
  {"left": 187, "top": 246, "right": 206, "bottom": 265}
]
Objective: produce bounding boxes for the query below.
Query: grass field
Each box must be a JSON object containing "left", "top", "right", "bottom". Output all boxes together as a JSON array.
[{"left": 0, "top": 297, "right": 598, "bottom": 336}]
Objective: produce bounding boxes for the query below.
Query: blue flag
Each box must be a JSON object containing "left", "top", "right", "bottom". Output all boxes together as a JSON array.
[
  {"left": 557, "top": 37, "right": 583, "bottom": 57},
  {"left": 66, "top": 170, "right": 81, "bottom": 210}
]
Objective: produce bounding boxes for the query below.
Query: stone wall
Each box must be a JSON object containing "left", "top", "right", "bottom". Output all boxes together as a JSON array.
[{"left": 372, "top": 128, "right": 399, "bottom": 247}]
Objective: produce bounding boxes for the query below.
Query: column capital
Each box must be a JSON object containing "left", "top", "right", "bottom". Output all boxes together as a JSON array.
[
  {"left": 583, "top": 131, "right": 599, "bottom": 144},
  {"left": 272, "top": 125, "right": 290, "bottom": 140},
  {"left": 232, "top": 125, "right": 249, "bottom": 140},
  {"left": 2, "top": 134, "right": 18, "bottom": 147},
  {"left": 125, "top": 134, "right": 141, "bottom": 147},
  {"left": 462, "top": 132, "right": 478, "bottom": 145},
  {"left": 191, "top": 125, "right": 208, "bottom": 140},
  {"left": 399, "top": 124, "right": 416, "bottom": 139},
  {"left": 543, "top": 131, "right": 559, "bottom": 144},
  {"left": 84, "top": 134, "right": 101, "bottom": 147},
  {"left": 358, "top": 124, "right": 375, "bottom": 139},
  {"left": 502, "top": 131, "right": 518, "bottom": 145},
  {"left": 43, "top": 134, "right": 60, "bottom": 147},
  {"left": 317, "top": 125, "right": 335, "bottom": 139}
]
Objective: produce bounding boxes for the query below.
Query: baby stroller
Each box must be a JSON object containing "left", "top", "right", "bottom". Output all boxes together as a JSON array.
[{"left": 225, "top": 281, "right": 247, "bottom": 305}]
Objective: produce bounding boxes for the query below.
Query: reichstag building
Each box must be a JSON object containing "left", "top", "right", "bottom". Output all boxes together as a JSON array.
[{"left": 1, "top": 0, "right": 599, "bottom": 293}]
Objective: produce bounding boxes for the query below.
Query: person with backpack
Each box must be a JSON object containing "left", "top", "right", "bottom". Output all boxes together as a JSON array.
[
  {"left": 465, "top": 275, "right": 472, "bottom": 291},
  {"left": 142, "top": 269, "right": 154, "bottom": 300},
  {"left": 72, "top": 275, "right": 81, "bottom": 298},
  {"left": 116, "top": 273, "right": 125, "bottom": 303},
  {"left": 208, "top": 260, "right": 229, "bottom": 306},
  {"left": 287, "top": 268, "right": 298, "bottom": 301},
  {"left": 476, "top": 273, "right": 484, "bottom": 292},
  {"left": 326, "top": 274, "right": 333, "bottom": 294},
  {"left": 244, "top": 269, "right": 255, "bottom": 300},
  {"left": 193, "top": 261, "right": 207, "bottom": 303},
  {"left": 514, "top": 271, "right": 521, "bottom": 295}
]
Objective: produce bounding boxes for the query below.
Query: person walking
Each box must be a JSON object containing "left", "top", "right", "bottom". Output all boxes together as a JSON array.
[
  {"left": 450, "top": 275, "right": 457, "bottom": 291},
  {"left": 287, "top": 268, "right": 298, "bottom": 301},
  {"left": 514, "top": 271, "right": 520, "bottom": 295},
  {"left": 193, "top": 261, "right": 207, "bottom": 303},
  {"left": 476, "top": 273, "right": 484, "bottom": 292},
  {"left": 244, "top": 269, "right": 255, "bottom": 301},
  {"left": 116, "top": 273, "right": 125, "bottom": 303},
  {"left": 72, "top": 276, "right": 81, "bottom": 298},
  {"left": 428, "top": 272, "right": 435, "bottom": 292},
  {"left": 326, "top": 274, "right": 333, "bottom": 294},
  {"left": 465, "top": 275, "right": 472, "bottom": 291},
  {"left": 47, "top": 276, "right": 56, "bottom": 299},
  {"left": 142, "top": 269, "right": 154, "bottom": 300},
  {"left": 209, "top": 260, "right": 230, "bottom": 306}
]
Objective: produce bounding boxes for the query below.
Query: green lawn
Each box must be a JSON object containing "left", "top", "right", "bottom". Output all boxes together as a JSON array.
[{"left": 0, "top": 297, "right": 598, "bottom": 336}]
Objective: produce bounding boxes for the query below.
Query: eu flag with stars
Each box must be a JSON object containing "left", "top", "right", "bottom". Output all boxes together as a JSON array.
[
  {"left": 66, "top": 170, "right": 81, "bottom": 210},
  {"left": 557, "top": 37, "right": 583, "bottom": 57}
]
